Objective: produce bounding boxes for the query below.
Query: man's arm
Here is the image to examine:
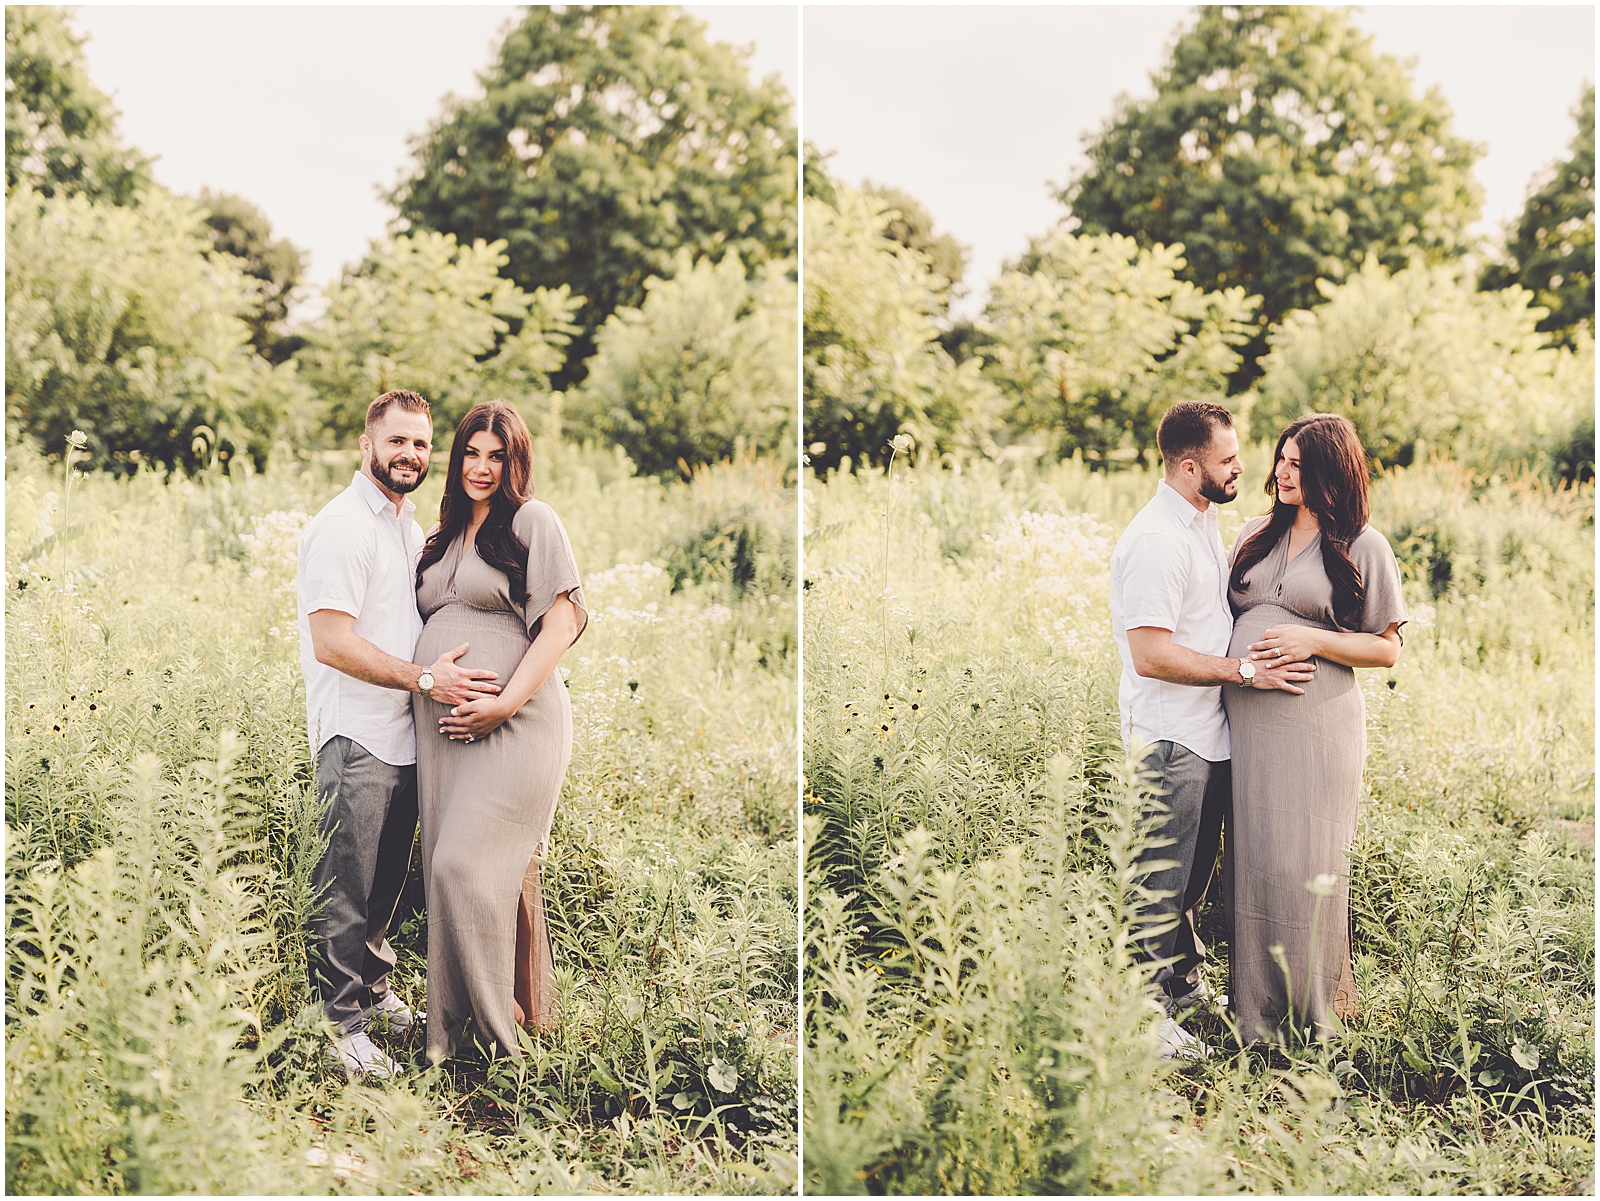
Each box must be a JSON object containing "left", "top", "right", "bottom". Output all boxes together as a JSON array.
[
  {"left": 307, "top": 610, "right": 500, "bottom": 706},
  {"left": 1127, "top": 626, "right": 1316, "bottom": 695}
]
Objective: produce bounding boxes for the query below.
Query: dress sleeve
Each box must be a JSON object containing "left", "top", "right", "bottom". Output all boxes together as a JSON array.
[
  {"left": 515, "top": 501, "right": 589, "bottom": 644},
  {"left": 1353, "top": 527, "right": 1408, "bottom": 635}
]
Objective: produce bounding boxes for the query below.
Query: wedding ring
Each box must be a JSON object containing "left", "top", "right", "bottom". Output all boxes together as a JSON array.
[{"left": 466, "top": 734, "right": 475, "bottom": 743}]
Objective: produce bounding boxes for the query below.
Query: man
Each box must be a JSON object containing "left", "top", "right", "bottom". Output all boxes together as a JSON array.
[
  {"left": 1107, "top": 402, "right": 1316, "bottom": 1059},
  {"left": 297, "top": 389, "right": 500, "bottom": 1080}
]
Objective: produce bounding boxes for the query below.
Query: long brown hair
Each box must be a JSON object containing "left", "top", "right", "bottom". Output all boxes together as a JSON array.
[
  {"left": 1229, "top": 413, "right": 1370, "bottom": 630},
  {"left": 417, "top": 402, "right": 535, "bottom": 603}
]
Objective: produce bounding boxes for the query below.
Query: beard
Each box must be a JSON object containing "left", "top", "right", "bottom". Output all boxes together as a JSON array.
[
  {"left": 371, "top": 453, "right": 428, "bottom": 495},
  {"left": 1198, "top": 468, "right": 1239, "bottom": 505}
]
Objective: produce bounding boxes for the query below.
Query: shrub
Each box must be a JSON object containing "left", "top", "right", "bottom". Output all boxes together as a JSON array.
[
  {"left": 5, "top": 186, "right": 309, "bottom": 474},
  {"left": 570, "top": 252, "right": 797, "bottom": 478},
  {"left": 1255, "top": 259, "right": 1595, "bottom": 475}
]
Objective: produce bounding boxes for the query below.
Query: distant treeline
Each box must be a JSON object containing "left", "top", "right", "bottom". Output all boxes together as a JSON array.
[
  {"left": 803, "top": 7, "right": 1594, "bottom": 480},
  {"left": 5, "top": 5, "right": 798, "bottom": 478}
]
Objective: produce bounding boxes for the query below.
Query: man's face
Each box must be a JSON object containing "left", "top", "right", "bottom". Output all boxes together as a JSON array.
[
  {"left": 1193, "top": 425, "right": 1243, "bottom": 505},
  {"left": 361, "top": 409, "right": 432, "bottom": 495}
]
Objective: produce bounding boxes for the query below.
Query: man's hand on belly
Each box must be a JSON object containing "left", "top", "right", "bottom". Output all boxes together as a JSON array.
[{"left": 426, "top": 642, "right": 502, "bottom": 706}]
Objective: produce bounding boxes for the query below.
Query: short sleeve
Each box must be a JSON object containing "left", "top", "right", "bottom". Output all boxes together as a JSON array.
[
  {"left": 1116, "top": 531, "right": 1189, "bottom": 631},
  {"left": 514, "top": 500, "right": 589, "bottom": 644},
  {"left": 299, "top": 515, "right": 374, "bottom": 620},
  {"left": 1352, "top": 526, "right": 1408, "bottom": 636}
]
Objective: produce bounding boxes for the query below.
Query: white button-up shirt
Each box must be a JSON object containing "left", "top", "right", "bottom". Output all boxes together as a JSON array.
[
  {"left": 1108, "top": 480, "right": 1234, "bottom": 762},
  {"left": 296, "top": 472, "right": 426, "bottom": 766}
]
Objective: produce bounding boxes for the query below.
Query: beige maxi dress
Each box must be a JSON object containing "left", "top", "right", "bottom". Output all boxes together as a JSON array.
[
  {"left": 1222, "top": 517, "right": 1406, "bottom": 1041},
  {"left": 413, "top": 498, "right": 587, "bottom": 1060}
]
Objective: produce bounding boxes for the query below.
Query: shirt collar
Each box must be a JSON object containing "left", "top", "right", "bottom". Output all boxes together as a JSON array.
[
  {"left": 351, "top": 471, "right": 414, "bottom": 521},
  {"left": 1156, "top": 479, "right": 1214, "bottom": 528}
]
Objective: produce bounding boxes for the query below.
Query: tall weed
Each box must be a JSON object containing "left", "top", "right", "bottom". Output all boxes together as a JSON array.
[
  {"left": 803, "top": 454, "right": 1593, "bottom": 1193},
  {"left": 5, "top": 445, "right": 798, "bottom": 1193}
]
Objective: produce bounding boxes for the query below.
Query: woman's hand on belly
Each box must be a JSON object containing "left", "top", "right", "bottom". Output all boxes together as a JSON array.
[
  {"left": 437, "top": 694, "right": 515, "bottom": 742},
  {"left": 1248, "top": 623, "right": 1324, "bottom": 666}
]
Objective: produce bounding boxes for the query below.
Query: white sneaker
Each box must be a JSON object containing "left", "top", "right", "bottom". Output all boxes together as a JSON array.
[
  {"left": 328, "top": 1031, "right": 400, "bottom": 1081},
  {"left": 1156, "top": 1016, "right": 1212, "bottom": 1061},
  {"left": 368, "top": 989, "right": 414, "bottom": 1032},
  {"left": 1168, "top": 979, "right": 1211, "bottom": 1014}
]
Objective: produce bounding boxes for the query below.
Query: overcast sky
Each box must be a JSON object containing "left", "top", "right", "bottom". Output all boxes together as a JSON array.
[
  {"left": 74, "top": 5, "right": 799, "bottom": 289},
  {"left": 806, "top": 5, "right": 1596, "bottom": 317},
  {"left": 66, "top": 4, "right": 1598, "bottom": 319}
]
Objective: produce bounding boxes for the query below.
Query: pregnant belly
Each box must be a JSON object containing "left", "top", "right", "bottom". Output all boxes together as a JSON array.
[
  {"left": 416, "top": 603, "right": 530, "bottom": 685},
  {"left": 1228, "top": 603, "right": 1357, "bottom": 704}
]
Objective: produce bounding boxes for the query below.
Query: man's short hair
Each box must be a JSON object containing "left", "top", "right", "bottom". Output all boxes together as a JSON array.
[
  {"left": 1156, "top": 402, "right": 1234, "bottom": 469},
  {"left": 364, "top": 390, "right": 431, "bottom": 435}
]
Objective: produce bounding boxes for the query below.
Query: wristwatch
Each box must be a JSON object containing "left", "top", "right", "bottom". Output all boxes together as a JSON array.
[
  {"left": 1237, "top": 658, "right": 1257, "bottom": 686},
  {"left": 418, "top": 669, "right": 435, "bottom": 698}
]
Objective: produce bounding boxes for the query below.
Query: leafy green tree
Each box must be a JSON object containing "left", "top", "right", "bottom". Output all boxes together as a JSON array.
[
  {"left": 1256, "top": 258, "right": 1594, "bottom": 476},
  {"left": 803, "top": 141, "right": 838, "bottom": 205},
  {"left": 5, "top": 5, "right": 150, "bottom": 204},
  {"left": 570, "top": 252, "right": 795, "bottom": 478},
  {"left": 391, "top": 5, "right": 797, "bottom": 387},
  {"left": 296, "top": 230, "right": 580, "bottom": 442},
  {"left": 195, "top": 189, "right": 307, "bottom": 365},
  {"left": 805, "top": 185, "right": 997, "bottom": 472},
  {"left": 1481, "top": 86, "right": 1594, "bottom": 349},
  {"left": 862, "top": 182, "right": 969, "bottom": 308},
  {"left": 981, "top": 231, "right": 1258, "bottom": 462},
  {"left": 6, "top": 185, "right": 307, "bottom": 473},
  {"left": 1064, "top": 5, "right": 1481, "bottom": 385}
]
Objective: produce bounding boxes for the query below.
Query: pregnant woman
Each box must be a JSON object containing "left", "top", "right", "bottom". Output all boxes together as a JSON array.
[
  {"left": 413, "top": 401, "right": 587, "bottom": 1061},
  {"left": 1223, "top": 413, "right": 1407, "bottom": 1042}
]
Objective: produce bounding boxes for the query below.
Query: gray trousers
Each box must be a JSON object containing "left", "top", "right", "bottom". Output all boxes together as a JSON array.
[
  {"left": 308, "top": 735, "right": 418, "bottom": 1035},
  {"left": 1132, "top": 740, "right": 1230, "bottom": 1008}
]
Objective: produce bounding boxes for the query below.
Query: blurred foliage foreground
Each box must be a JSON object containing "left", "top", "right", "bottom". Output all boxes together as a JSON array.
[
  {"left": 803, "top": 450, "right": 1594, "bottom": 1194},
  {"left": 4, "top": 441, "right": 798, "bottom": 1194}
]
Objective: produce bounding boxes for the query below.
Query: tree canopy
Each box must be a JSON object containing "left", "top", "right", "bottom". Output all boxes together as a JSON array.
[
  {"left": 295, "top": 231, "right": 579, "bottom": 442},
  {"left": 804, "top": 185, "right": 996, "bottom": 472},
  {"left": 1064, "top": 6, "right": 1481, "bottom": 384},
  {"left": 1481, "top": 85, "right": 1594, "bottom": 350},
  {"left": 391, "top": 5, "right": 797, "bottom": 387},
  {"left": 981, "top": 231, "right": 1258, "bottom": 461},
  {"left": 6, "top": 185, "right": 306, "bottom": 473},
  {"left": 196, "top": 190, "right": 307, "bottom": 365},
  {"left": 861, "top": 182, "right": 969, "bottom": 309},
  {"left": 5, "top": 5, "right": 150, "bottom": 205}
]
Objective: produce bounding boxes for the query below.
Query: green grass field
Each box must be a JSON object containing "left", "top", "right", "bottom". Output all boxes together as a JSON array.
[
  {"left": 803, "top": 449, "right": 1594, "bottom": 1194},
  {"left": 5, "top": 441, "right": 798, "bottom": 1194}
]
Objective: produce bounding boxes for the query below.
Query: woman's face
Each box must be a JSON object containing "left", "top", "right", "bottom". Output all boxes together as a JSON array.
[
  {"left": 461, "top": 429, "right": 506, "bottom": 504},
  {"left": 1275, "top": 436, "right": 1304, "bottom": 507}
]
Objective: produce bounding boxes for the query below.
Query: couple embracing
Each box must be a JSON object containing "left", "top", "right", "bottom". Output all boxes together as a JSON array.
[
  {"left": 1110, "top": 402, "right": 1408, "bottom": 1057},
  {"left": 295, "top": 390, "right": 587, "bottom": 1079}
]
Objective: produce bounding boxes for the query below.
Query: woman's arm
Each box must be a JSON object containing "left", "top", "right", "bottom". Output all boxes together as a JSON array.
[
  {"left": 436, "top": 594, "right": 581, "bottom": 741},
  {"left": 1248, "top": 621, "right": 1404, "bottom": 670}
]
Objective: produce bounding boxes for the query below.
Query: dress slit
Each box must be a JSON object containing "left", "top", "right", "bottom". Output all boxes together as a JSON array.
[{"left": 514, "top": 848, "right": 558, "bottom": 1033}]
